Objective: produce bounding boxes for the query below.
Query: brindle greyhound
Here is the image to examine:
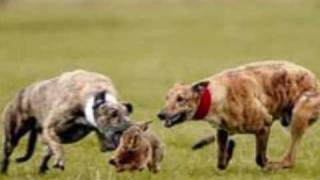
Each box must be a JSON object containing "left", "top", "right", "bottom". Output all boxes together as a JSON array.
[
  {"left": 158, "top": 61, "right": 320, "bottom": 171},
  {"left": 1, "top": 70, "right": 133, "bottom": 174}
]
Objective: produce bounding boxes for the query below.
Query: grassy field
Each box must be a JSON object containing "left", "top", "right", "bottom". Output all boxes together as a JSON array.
[{"left": 1, "top": 0, "right": 320, "bottom": 179}]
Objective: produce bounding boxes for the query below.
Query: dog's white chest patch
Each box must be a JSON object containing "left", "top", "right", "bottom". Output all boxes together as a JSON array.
[{"left": 84, "top": 96, "right": 97, "bottom": 127}]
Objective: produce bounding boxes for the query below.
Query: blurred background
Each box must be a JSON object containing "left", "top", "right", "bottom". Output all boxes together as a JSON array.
[{"left": 1, "top": 0, "right": 320, "bottom": 180}]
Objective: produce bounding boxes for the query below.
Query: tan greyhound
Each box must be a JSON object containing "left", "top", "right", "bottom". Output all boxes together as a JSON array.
[{"left": 158, "top": 61, "right": 320, "bottom": 170}]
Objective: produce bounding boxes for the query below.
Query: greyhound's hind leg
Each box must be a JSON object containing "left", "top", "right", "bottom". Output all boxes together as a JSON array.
[
  {"left": 1, "top": 120, "right": 31, "bottom": 173},
  {"left": 265, "top": 91, "right": 320, "bottom": 170}
]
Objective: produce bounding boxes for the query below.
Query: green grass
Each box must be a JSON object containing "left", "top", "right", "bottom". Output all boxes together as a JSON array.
[{"left": 1, "top": 1, "right": 320, "bottom": 179}]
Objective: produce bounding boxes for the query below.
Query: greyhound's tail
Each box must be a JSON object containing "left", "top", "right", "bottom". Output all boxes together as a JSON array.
[
  {"left": 192, "top": 135, "right": 215, "bottom": 150},
  {"left": 15, "top": 121, "right": 38, "bottom": 163}
]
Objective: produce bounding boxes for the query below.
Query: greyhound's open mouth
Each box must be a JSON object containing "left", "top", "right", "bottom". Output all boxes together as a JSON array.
[
  {"left": 102, "top": 123, "right": 132, "bottom": 151},
  {"left": 102, "top": 132, "right": 124, "bottom": 151},
  {"left": 111, "top": 132, "right": 122, "bottom": 148},
  {"left": 164, "top": 112, "right": 187, "bottom": 128}
]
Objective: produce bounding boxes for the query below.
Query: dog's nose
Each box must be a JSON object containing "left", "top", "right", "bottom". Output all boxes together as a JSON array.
[
  {"left": 157, "top": 112, "right": 166, "bottom": 120},
  {"left": 109, "top": 159, "right": 117, "bottom": 166}
]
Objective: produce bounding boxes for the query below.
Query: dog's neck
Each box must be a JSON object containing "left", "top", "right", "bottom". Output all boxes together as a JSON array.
[
  {"left": 193, "top": 87, "right": 212, "bottom": 120},
  {"left": 84, "top": 92, "right": 118, "bottom": 127}
]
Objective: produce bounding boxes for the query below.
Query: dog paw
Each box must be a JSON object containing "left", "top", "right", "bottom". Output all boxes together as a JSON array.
[
  {"left": 192, "top": 141, "right": 206, "bottom": 150},
  {"left": 1, "top": 159, "right": 9, "bottom": 173},
  {"left": 255, "top": 155, "right": 268, "bottom": 168},
  {"left": 263, "top": 162, "right": 282, "bottom": 172},
  {"left": 263, "top": 160, "right": 293, "bottom": 171},
  {"left": 217, "top": 163, "right": 227, "bottom": 170},
  {"left": 53, "top": 160, "right": 65, "bottom": 171},
  {"left": 16, "top": 157, "right": 29, "bottom": 163},
  {"left": 53, "top": 164, "right": 65, "bottom": 171},
  {"left": 39, "top": 165, "right": 49, "bottom": 174}
]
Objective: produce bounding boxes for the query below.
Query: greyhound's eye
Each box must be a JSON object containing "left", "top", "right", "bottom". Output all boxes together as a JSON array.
[{"left": 176, "top": 96, "right": 184, "bottom": 102}]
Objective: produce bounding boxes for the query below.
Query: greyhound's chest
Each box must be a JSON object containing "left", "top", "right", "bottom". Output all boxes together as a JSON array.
[
  {"left": 207, "top": 117, "right": 241, "bottom": 134},
  {"left": 207, "top": 115, "right": 221, "bottom": 128},
  {"left": 207, "top": 113, "right": 266, "bottom": 134},
  {"left": 206, "top": 115, "right": 239, "bottom": 133},
  {"left": 55, "top": 118, "right": 93, "bottom": 144}
]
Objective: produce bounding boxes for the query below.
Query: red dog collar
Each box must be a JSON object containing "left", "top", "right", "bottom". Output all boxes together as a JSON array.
[{"left": 193, "top": 87, "right": 212, "bottom": 120}]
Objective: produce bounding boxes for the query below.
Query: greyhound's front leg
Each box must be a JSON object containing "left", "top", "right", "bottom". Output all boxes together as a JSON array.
[
  {"left": 255, "top": 127, "right": 270, "bottom": 168},
  {"left": 42, "top": 128, "right": 65, "bottom": 171},
  {"left": 216, "top": 129, "right": 235, "bottom": 170},
  {"left": 39, "top": 145, "right": 53, "bottom": 173}
]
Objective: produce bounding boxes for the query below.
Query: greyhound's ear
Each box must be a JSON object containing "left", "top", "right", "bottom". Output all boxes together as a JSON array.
[
  {"left": 139, "top": 121, "right": 152, "bottom": 131},
  {"left": 93, "top": 90, "right": 107, "bottom": 109},
  {"left": 96, "top": 90, "right": 107, "bottom": 100},
  {"left": 192, "top": 81, "right": 210, "bottom": 93},
  {"left": 122, "top": 102, "right": 133, "bottom": 114}
]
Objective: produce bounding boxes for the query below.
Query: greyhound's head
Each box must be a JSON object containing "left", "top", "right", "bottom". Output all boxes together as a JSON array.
[
  {"left": 157, "top": 81, "right": 210, "bottom": 128},
  {"left": 85, "top": 91, "right": 134, "bottom": 152}
]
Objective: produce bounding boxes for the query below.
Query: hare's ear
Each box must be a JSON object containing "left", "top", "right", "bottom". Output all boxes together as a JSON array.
[{"left": 139, "top": 121, "right": 152, "bottom": 131}]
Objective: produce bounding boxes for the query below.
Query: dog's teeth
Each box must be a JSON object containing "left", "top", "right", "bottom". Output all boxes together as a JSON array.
[{"left": 164, "top": 121, "right": 172, "bottom": 127}]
